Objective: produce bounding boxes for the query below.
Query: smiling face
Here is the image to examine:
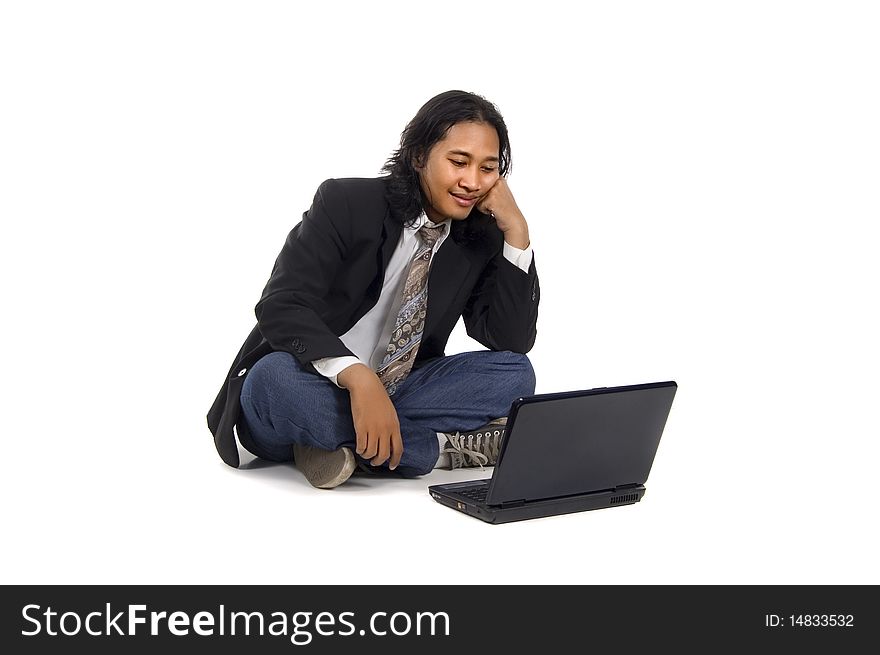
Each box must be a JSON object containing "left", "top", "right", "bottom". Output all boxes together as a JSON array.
[{"left": 416, "top": 121, "right": 501, "bottom": 223}]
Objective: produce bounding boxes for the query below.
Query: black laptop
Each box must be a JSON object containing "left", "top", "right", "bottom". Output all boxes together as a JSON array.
[{"left": 428, "top": 381, "right": 677, "bottom": 524}]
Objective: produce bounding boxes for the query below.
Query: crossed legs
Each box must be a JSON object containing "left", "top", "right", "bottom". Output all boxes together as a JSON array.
[{"left": 239, "top": 349, "right": 536, "bottom": 478}]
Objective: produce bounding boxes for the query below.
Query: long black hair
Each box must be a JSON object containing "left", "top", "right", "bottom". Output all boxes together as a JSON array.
[{"left": 381, "top": 90, "right": 512, "bottom": 228}]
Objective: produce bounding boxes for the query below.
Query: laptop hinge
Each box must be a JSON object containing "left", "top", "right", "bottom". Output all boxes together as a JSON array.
[
  {"left": 614, "top": 483, "right": 640, "bottom": 491},
  {"left": 499, "top": 499, "right": 526, "bottom": 508}
]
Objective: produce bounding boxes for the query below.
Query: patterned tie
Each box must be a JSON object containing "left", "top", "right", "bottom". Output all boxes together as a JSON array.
[{"left": 377, "top": 223, "right": 447, "bottom": 395}]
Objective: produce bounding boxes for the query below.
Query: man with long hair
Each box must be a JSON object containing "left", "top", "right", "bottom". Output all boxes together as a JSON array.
[{"left": 207, "top": 90, "right": 539, "bottom": 488}]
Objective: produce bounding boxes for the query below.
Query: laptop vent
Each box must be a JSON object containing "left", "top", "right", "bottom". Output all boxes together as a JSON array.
[{"left": 610, "top": 493, "right": 639, "bottom": 505}]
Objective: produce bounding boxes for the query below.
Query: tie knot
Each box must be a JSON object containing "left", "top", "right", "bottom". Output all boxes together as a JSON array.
[{"left": 418, "top": 223, "right": 447, "bottom": 249}]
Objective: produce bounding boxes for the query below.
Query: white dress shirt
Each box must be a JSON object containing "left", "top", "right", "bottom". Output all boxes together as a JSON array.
[{"left": 312, "top": 212, "right": 534, "bottom": 386}]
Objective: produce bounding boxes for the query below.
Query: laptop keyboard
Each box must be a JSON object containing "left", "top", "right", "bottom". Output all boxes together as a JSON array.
[{"left": 457, "top": 483, "right": 490, "bottom": 503}]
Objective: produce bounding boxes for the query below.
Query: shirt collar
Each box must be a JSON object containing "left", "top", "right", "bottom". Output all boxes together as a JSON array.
[{"left": 411, "top": 211, "right": 451, "bottom": 232}]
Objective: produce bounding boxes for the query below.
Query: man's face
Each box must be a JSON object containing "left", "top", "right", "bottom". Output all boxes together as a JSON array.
[{"left": 416, "top": 121, "right": 501, "bottom": 223}]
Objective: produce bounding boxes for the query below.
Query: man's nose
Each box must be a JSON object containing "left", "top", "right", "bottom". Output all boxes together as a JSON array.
[{"left": 458, "top": 166, "right": 479, "bottom": 191}]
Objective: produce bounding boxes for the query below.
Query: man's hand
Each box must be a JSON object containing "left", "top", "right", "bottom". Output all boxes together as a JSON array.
[
  {"left": 476, "top": 177, "right": 530, "bottom": 249},
  {"left": 337, "top": 363, "right": 404, "bottom": 470}
]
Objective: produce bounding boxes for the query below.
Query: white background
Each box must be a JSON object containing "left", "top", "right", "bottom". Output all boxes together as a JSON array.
[{"left": 2, "top": 1, "right": 878, "bottom": 585}]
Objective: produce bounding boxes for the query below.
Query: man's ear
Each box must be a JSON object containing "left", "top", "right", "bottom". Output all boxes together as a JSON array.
[{"left": 411, "top": 149, "right": 426, "bottom": 171}]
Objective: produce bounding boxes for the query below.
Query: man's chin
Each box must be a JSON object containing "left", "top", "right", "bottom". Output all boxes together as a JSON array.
[
  {"left": 429, "top": 204, "right": 475, "bottom": 222},
  {"left": 447, "top": 206, "right": 476, "bottom": 221}
]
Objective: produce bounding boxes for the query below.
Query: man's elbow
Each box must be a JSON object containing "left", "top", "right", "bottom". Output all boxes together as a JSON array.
[{"left": 474, "top": 326, "right": 537, "bottom": 355}]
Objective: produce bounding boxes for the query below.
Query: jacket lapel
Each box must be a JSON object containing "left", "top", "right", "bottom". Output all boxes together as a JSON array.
[
  {"left": 425, "top": 236, "right": 472, "bottom": 337},
  {"left": 380, "top": 210, "right": 403, "bottom": 273},
  {"left": 346, "top": 208, "right": 402, "bottom": 331}
]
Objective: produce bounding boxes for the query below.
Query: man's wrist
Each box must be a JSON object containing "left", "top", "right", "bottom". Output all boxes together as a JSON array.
[
  {"left": 337, "top": 363, "right": 378, "bottom": 392},
  {"left": 503, "top": 229, "right": 530, "bottom": 250}
]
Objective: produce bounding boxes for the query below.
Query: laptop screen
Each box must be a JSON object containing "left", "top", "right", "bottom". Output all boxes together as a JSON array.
[{"left": 486, "top": 382, "right": 677, "bottom": 505}]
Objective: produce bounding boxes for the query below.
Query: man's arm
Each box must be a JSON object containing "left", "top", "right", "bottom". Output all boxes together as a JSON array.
[
  {"left": 255, "top": 178, "right": 357, "bottom": 364},
  {"left": 336, "top": 363, "right": 404, "bottom": 470},
  {"left": 465, "top": 179, "right": 540, "bottom": 353},
  {"left": 462, "top": 252, "right": 539, "bottom": 353}
]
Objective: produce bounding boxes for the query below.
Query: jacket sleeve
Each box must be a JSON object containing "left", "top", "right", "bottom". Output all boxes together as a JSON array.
[
  {"left": 462, "top": 245, "right": 540, "bottom": 354},
  {"left": 254, "top": 178, "right": 357, "bottom": 365}
]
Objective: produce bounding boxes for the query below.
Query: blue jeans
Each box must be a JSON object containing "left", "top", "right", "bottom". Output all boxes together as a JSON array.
[{"left": 239, "top": 350, "right": 536, "bottom": 477}]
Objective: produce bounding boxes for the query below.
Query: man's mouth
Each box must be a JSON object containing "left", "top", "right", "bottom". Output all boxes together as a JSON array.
[{"left": 450, "top": 193, "right": 477, "bottom": 207}]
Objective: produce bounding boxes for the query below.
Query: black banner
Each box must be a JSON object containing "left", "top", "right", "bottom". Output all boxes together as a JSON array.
[{"left": 1, "top": 585, "right": 875, "bottom": 652}]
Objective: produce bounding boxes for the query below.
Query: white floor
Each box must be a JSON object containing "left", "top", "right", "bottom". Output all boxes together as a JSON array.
[{"left": 5, "top": 385, "right": 877, "bottom": 586}]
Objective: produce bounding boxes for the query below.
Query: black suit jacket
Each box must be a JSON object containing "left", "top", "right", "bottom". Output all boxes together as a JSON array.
[{"left": 207, "top": 177, "right": 540, "bottom": 467}]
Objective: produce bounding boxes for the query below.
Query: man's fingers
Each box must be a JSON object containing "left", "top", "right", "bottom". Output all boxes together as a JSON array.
[
  {"left": 361, "top": 433, "right": 378, "bottom": 460},
  {"left": 371, "top": 434, "right": 391, "bottom": 467},
  {"left": 389, "top": 431, "right": 404, "bottom": 470},
  {"left": 355, "top": 428, "right": 367, "bottom": 456}
]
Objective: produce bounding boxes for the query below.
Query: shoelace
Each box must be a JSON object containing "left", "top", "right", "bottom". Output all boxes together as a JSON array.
[{"left": 442, "top": 427, "right": 504, "bottom": 469}]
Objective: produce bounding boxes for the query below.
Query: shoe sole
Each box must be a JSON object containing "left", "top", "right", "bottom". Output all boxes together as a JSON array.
[{"left": 293, "top": 445, "right": 357, "bottom": 489}]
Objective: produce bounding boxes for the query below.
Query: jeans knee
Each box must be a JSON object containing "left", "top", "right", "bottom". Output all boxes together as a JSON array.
[
  {"left": 242, "top": 351, "right": 283, "bottom": 397},
  {"left": 511, "top": 353, "right": 536, "bottom": 396},
  {"left": 241, "top": 350, "right": 307, "bottom": 407},
  {"left": 491, "top": 350, "right": 536, "bottom": 397}
]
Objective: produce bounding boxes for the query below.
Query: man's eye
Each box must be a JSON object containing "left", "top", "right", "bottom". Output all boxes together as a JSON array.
[
  {"left": 450, "top": 160, "right": 466, "bottom": 167},
  {"left": 482, "top": 167, "right": 497, "bottom": 174}
]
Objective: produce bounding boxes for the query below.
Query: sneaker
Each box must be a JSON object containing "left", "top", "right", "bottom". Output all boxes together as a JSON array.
[
  {"left": 354, "top": 460, "right": 404, "bottom": 477},
  {"left": 292, "top": 444, "right": 356, "bottom": 489},
  {"left": 440, "top": 417, "right": 507, "bottom": 470}
]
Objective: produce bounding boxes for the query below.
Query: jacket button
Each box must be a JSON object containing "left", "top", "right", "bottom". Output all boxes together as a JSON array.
[{"left": 237, "top": 368, "right": 247, "bottom": 377}]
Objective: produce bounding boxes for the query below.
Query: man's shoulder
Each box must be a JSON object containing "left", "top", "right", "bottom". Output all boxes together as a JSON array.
[
  {"left": 319, "top": 177, "right": 389, "bottom": 203},
  {"left": 310, "top": 178, "right": 390, "bottom": 233}
]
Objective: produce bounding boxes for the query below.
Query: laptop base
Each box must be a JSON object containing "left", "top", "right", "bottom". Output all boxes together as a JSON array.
[{"left": 428, "top": 481, "right": 646, "bottom": 525}]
